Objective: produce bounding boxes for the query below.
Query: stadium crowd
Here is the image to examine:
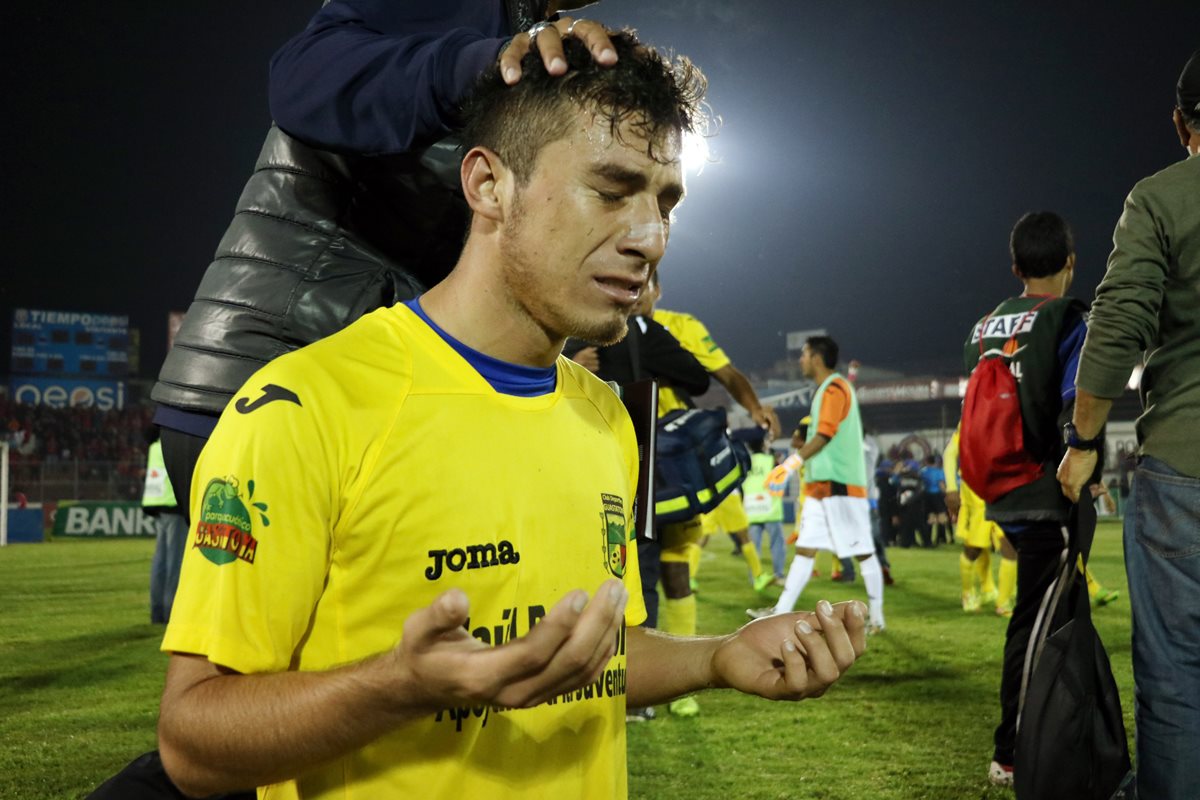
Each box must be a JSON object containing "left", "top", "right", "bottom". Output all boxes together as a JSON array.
[{"left": 2, "top": 398, "right": 153, "bottom": 501}]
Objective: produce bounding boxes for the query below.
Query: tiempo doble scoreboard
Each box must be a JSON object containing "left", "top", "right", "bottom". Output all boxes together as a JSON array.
[{"left": 9, "top": 308, "right": 131, "bottom": 409}]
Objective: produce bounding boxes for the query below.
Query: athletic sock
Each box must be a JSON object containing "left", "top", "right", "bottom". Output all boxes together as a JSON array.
[
  {"left": 687, "top": 542, "right": 702, "bottom": 582},
  {"left": 976, "top": 549, "right": 996, "bottom": 596},
  {"left": 775, "top": 553, "right": 814, "bottom": 613},
  {"left": 960, "top": 553, "right": 976, "bottom": 598},
  {"left": 740, "top": 540, "right": 764, "bottom": 580},
  {"left": 997, "top": 557, "right": 1017, "bottom": 610},
  {"left": 859, "top": 555, "right": 884, "bottom": 627},
  {"left": 1080, "top": 555, "right": 1099, "bottom": 599},
  {"left": 663, "top": 594, "right": 696, "bottom": 637}
]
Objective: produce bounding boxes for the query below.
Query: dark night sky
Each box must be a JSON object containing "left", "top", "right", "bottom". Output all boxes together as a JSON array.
[{"left": 4, "top": 2, "right": 1199, "bottom": 381}]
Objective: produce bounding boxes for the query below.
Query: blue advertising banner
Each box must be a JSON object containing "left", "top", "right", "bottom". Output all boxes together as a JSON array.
[
  {"left": 9, "top": 376, "right": 127, "bottom": 410},
  {"left": 10, "top": 308, "right": 131, "bottom": 377}
]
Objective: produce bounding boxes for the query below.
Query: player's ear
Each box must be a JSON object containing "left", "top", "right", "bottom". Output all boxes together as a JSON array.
[
  {"left": 461, "top": 146, "right": 511, "bottom": 223},
  {"left": 1174, "top": 107, "right": 1191, "bottom": 148}
]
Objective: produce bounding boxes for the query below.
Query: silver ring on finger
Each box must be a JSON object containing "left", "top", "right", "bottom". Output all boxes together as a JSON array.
[
  {"left": 565, "top": 18, "right": 586, "bottom": 37},
  {"left": 527, "top": 20, "right": 553, "bottom": 43}
]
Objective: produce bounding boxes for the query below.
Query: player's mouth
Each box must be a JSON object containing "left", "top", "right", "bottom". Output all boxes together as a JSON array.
[{"left": 593, "top": 275, "right": 644, "bottom": 307}]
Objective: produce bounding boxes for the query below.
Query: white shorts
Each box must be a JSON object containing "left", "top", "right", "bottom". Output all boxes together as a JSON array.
[{"left": 795, "top": 495, "right": 874, "bottom": 559}]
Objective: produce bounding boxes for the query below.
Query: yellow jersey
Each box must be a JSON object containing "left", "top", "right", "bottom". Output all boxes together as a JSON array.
[
  {"left": 163, "top": 303, "right": 645, "bottom": 800},
  {"left": 652, "top": 308, "right": 730, "bottom": 415}
]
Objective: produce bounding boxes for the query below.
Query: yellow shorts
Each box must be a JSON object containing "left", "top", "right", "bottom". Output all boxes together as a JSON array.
[
  {"left": 955, "top": 482, "right": 1003, "bottom": 550},
  {"left": 660, "top": 517, "right": 703, "bottom": 563},
  {"left": 700, "top": 491, "right": 750, "bottom": 536}
]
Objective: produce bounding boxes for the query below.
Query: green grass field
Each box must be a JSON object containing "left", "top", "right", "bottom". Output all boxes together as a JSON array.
[{"left": 0, "top": 523, "right": 1134, "bottom": 800}]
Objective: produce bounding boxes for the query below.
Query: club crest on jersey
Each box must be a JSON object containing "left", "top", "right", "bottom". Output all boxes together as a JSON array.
[
  {"left": 194, "top": 476, "right": 268, "bottom": 565},
  {"left": 601, "top": 493, "right": 627, "bottom": 578}
]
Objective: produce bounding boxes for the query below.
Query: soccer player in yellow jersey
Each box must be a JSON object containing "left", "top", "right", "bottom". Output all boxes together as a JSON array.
[
  {"left": 944, "top": 427, "right": 1017, "bottom": 616},
  {"left": 155, "top": 29, "right": 865, "bottom": 800},
  {"left": 648, "top": 288, "right": 782, "bottom": 588}
]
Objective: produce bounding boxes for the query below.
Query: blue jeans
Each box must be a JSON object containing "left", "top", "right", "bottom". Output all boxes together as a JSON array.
[
  {"left": 749, "top": 521, "right": 786, "bottom": 578},
  {"left": 149, "top": 512, "right": 187, "bottom": 624},
  {"left": 1125, "top": 456, "right": 1200, "bottom": 800}
]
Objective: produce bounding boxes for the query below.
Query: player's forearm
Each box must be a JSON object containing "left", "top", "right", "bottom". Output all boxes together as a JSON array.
[
  {"left": 624, "top": 626, "right": 724, "bottom": 706},
  {"left": 798, "top": 434, "right": 829, "bottom": 462},
  {"left": 158, "top": 653, "right": 421, "bottom": 796},
  {"left": 1071, "top": 389, "right": 1113, "bottom": 440},
  {"left": 714, "top": 365, "right": 762, "bottom": 416}
]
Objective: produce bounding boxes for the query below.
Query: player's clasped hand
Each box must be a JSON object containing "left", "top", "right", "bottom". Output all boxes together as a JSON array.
[
  {"left": 393, "top": 580, "right": 628, "bottom": 712},
  {"left": 499, "top": 17, "right": 618, "bottom": 85},
  {"left": 711, "top": 599, "right": 867, "bottom": 701}
]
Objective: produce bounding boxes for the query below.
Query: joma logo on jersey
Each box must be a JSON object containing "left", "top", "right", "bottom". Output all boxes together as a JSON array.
[{"left": 425, "top": 541, "right": 520, "bottom": 581}]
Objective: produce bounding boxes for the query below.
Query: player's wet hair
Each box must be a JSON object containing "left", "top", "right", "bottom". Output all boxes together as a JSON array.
[
  {"left": 460, "top": 28, "right": 708, "bottom": 184},
  {"left": 805, "top": 336, "right": 839, "bottom": 370},
  {"left": 1010, "top": 211, "right": 1074, "bottom": 279}
]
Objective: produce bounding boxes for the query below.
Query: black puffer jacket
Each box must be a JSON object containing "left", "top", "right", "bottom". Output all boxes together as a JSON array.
[{"left": 151, "top": 127, "right": 467, "bottom": 414}]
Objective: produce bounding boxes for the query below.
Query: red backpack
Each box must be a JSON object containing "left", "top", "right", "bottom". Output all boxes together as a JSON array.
[{"left": 959, "top": 301, "right": 1048, "bottom": 503}]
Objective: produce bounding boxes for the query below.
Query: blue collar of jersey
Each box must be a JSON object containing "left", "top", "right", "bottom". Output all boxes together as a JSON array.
[{"left": 404, "top": 298, "right": 557, "bottom": 397}]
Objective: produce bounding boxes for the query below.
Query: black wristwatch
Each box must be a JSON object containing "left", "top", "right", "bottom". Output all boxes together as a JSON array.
[{"left": 1063, "top": 422, "right": 1102, "bottom": 451}]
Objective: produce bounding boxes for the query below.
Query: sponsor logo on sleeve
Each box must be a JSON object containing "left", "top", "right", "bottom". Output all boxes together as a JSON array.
[{"left": 194, "top": 477, "right": 268, "bottom": 565}]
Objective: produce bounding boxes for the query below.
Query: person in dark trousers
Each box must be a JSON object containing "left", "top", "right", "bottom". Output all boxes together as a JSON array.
[
  {"left": 965, "top": 211, "right": 1089, "bottom": 787},
  {"left": 919, "top": 454, "right": 950, "bottom": 545},
  {"left": 875, "top": 457, "right": 898, "bottom": 546},
  {"left": 890, "top": 457, "right": 926, "bottom": 548}
]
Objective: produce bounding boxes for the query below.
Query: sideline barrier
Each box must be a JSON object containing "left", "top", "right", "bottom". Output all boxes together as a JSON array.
[{"left": 4, "top": 508, "right": 44, "bottom": 543}]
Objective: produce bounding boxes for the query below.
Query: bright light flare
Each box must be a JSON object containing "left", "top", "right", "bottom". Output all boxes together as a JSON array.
[{"left": 681, "top": 130, "right": 712, "bottom": 174}]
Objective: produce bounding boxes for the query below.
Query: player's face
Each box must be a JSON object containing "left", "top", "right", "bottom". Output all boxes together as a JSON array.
[
  {"left": 799, "top": 345, "right": 816, "bottom": 379},
  {"left": 629, "top": 274, "right": 661, "bottom": 317},
  {"left": 499, "top": 110, "right": 684, "bottom": 345}
]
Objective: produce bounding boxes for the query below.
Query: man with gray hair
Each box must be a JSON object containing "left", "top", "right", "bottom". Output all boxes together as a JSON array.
[{"left": 1058, "top": 48, "right": 1200, "bottom": 800}]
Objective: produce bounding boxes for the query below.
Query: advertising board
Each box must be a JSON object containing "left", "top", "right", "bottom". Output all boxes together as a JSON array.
[
  {"left": 9, "top": 376, "right": 127, "bottom": 410},
  {"left": 52, "top": 501, "right": 155, "bottom": 537}
]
